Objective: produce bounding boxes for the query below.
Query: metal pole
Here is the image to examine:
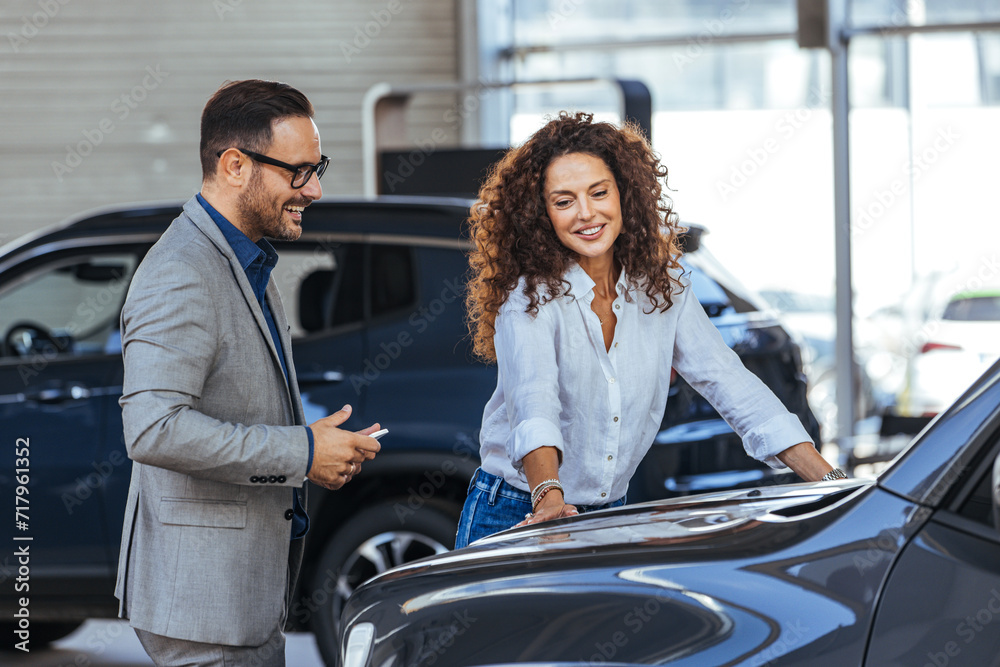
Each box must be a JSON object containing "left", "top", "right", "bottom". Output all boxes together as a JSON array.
[{"left": 828, "top": 0, "right": 856, "bottom": 455}]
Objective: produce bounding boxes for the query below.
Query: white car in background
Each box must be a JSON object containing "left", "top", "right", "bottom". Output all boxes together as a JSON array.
[{"left": 897, "top": 289, "right": 1000, "bottom": 417}]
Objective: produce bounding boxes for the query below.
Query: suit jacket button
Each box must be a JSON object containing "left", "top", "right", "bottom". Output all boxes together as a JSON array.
[
  {"left": 278, "top": 475, "right": 287, "bottom": 483},
  {"left": 284, "top": 509, "right": 294, "bottom": 520},
  {"left": 268, "top": 475, "right": 278, "bottom": 484},
  {"left": 250, "top": 476, "right": 259, "bottom": 483}
]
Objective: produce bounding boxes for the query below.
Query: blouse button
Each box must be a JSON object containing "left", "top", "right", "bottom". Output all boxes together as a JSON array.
[
  {"left": 601, "top": 492, "right": 607, "bottom": 498},
  {"left": 607, "top": 455, "right": 613, "bottom": 461},
  {"left": 614, "top": 304, "right": 620, "bottom": 310},
  {"left": 609, "top": 377, "right": 616, "bottom": 383},
  {"left": 613, "top": 416, "right": 619, "bottom": 422}
]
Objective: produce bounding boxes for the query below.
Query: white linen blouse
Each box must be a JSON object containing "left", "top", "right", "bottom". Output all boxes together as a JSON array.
[{"left": 478, "top": 262, "right": 813, "bottom": 507}]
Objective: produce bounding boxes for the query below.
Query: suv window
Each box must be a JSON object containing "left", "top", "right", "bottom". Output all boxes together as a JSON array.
[
  {"left": 687, "top": 265, "right": 732, "bottom": 318},
  {"left": 683, "top": 255, "right": 759, "bottom": 316},
  {"left": 273, "top": 241, "right": 422, "bottom": 337},
  {"left": 0, "top": 252, "right": 138, "bottom": 359},
  {"left": 273, "top": 244, "right": 337, "bottom": 338},
  {"left": 273, "top": 243, "right": 369, "bottom": 338},
  {"left": 371, "top": 244, "right": 416, "bottom": 318}
]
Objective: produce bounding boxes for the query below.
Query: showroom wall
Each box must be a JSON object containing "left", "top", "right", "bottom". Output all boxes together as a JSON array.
[{"left": 0, "top": 0, "right": 463, "bottom": 244}]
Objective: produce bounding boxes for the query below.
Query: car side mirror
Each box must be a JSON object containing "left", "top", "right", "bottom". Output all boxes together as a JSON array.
[{"left": 993, "top": 452, "right": 1000, "bottom": 532}]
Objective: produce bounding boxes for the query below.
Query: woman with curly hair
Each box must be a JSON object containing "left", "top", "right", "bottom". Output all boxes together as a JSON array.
[{"left": 454, "top": 112, "right": 841, "bottom": 548}]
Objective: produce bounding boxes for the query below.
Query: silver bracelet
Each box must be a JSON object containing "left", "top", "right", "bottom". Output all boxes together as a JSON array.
[
  {"left": 530, "top": 478, "right": 563, "bottom": 510},
  {"left": 821, "top": 468, "right": 847, "bottom": 481}
]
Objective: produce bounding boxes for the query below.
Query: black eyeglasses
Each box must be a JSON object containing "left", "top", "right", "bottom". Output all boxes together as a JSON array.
[{"left": 218, "top": 148, "right": 329, "bottom": 189}]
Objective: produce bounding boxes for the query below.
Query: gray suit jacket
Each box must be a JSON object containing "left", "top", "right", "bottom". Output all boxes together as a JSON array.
[{"left": 115, "top": 196, "right": 311, "bottom": 646}]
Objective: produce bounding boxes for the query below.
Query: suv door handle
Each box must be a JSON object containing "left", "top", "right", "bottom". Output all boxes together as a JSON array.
[
  {"left": 297, "top": 371, "right": 345, "bottom": 384},
  {"left": 23, "top": 383, "right": 92, "bottom": 404}
]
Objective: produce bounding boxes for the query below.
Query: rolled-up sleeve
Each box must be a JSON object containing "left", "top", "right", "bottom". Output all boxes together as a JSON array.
[
  {"left": 671, "top": 284, "right": 812, "bottom": 468},
  {"left": 494, "top": 293, "right": 564, "bottom": 470}
]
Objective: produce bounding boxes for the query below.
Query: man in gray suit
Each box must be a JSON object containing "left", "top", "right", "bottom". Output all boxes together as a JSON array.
[{"left": 115, "top": 79, "right": 381, "bottom": 666}]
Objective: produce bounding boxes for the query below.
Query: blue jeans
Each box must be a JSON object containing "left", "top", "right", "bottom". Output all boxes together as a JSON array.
[{"left": 455, "top": 468, "right": 626, "bottom": 549}]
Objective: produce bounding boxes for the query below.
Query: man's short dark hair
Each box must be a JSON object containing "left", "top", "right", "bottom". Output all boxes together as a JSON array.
[{"left": 200, "top": 79, "right": 314, "bottom": 181}]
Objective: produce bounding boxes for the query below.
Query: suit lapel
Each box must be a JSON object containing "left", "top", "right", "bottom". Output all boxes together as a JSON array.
[
  {"left": 182, "top": 197, "right": 295, "bottom": 413},
  {"left": 266, "top": 281, "right": 305, "bottom": 424}
]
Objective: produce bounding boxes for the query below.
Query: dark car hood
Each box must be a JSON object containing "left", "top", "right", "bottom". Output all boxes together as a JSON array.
[
  {"left": 373, "top": 479, "right": 869, "bottom": 583},
  {"left": 344, "top": 479, "right": 892, "bottom": 666}
]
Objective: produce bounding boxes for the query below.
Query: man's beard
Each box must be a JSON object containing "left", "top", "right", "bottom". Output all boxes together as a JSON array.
[{"left": 236, "top": 170, "right": 304, "bottom": 242}]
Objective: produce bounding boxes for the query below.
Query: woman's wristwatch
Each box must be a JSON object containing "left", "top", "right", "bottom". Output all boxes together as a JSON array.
[{"left": 821, "top": 468, "right": 848, "bottom": 481}]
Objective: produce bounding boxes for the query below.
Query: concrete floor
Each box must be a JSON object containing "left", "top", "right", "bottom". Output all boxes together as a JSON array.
[{"left": 7, "top": 620, "right": 327, "bottom": 666}]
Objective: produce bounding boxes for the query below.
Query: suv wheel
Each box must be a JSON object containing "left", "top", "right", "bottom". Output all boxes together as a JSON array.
[{"left": 309, "top": 501, "right": 456, "bottom": 666}]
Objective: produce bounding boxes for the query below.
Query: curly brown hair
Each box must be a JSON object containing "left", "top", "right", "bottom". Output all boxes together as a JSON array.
[{"left": 466, "top": 111, "right": 686, "bottom": 362}]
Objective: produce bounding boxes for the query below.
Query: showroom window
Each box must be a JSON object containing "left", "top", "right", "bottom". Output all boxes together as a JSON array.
[{"left": 499, "top": 0, "right": 1000, "bottom": 448}]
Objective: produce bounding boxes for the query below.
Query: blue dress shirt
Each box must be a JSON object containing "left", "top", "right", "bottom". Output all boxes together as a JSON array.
[{"left": 196, "top": 194, "right": 312, "bottom": 539}]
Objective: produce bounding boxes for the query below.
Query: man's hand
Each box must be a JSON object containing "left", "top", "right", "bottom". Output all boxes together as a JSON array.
[{"left": 307, "top": 405, "right": 381, "bottom": 490}]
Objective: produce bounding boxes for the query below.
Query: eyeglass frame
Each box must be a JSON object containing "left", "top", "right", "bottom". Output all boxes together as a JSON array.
[{"left": 216, "top": 148, "right": 330, "bottom": 189}]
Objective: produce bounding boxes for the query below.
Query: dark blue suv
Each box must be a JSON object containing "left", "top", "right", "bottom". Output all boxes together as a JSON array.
[{"left": 0, "top": 196, "right": 817, "bottom": 664}]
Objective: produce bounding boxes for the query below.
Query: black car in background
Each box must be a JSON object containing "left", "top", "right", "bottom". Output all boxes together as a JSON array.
[
  {"left": 340, "top": 360, "right": 1000, "bottom": 666},
  {"left": 0, "top": 198, "right": 816, "bottom": 663}
]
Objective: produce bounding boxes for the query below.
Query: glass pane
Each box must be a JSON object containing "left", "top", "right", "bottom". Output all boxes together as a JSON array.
[
  {"left": 957, "top": 458, "right": 997, "bottom": 527},
  {"left": 0, "top": 254, "right": 137, "bottom": 358},
  {"left": 370, "top": 245, "right": 416, "bottom": 317},
  {"left": 514, "top": 41, "right": 825, "bottom": 114},
  {"left": 943, "top": 294, "right": 1000, "bottom": 321},
  {"left": 514, "top": 0, "right": 797, "bottom": 46},
  {"left": 978, "top": 33, "right": 1000, "bottom": 105},
  {"left": 849, "top": 0, "right": 1000, "bottom": 27},
  {"left": 270, "top": 244, "right": 338, "bottom": 338},
  {"left": 511, "top": 44, "right": 834, "bottom": 304}
]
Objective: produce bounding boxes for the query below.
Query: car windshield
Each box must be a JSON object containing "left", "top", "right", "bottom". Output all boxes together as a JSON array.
[
  {"left": 687, "top": 264, "right": 730, "bottom": 316},
  {"left": 683, "top": 260, "right": 760, "bottom": 317},
  {"left": 942, "top": 292, "right": 1000, "bottom": 321}
]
